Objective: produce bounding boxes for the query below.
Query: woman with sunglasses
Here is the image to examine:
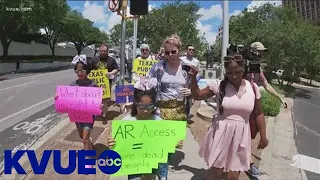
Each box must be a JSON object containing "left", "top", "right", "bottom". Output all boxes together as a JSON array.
[{"left": 189, "top": 53, "right": 268, "bottom": 180}]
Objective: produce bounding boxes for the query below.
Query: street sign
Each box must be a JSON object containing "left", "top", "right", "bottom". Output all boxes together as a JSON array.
[{"left": 108, "top": 0, "right": 119, "bottom": 12}]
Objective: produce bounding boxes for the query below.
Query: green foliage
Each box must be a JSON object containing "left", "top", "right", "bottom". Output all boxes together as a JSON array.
[
  {"left": 32, "top": 0, "right": 70, "bottom": 56},
  {"left": 109, "top": 2, "right": 207, "bottom": 57},
  {"left": 0, "top": 1, "right": 109, "bottom": 59},
  {"left": 229, "top": 3, "right": 320, "bottom": 83},
  {"left": 261, "top": 90, "right": 281, "bottom": 117},
  {"left": 62, "top": 10, "right": 109, "bottom": 55}
]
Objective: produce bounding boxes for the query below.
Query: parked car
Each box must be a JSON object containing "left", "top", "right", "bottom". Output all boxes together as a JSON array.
[{"left": 272, "top": 69, "right": 284, "bottom": 77}]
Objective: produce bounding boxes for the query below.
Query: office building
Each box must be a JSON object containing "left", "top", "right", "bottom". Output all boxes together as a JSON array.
[{"left": 282, "top": 0, "right": 320, "bottom": 25}]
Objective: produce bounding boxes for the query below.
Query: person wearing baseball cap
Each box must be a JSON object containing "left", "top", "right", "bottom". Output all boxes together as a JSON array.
[
  {"left": 248, "top": 42, "right": 286, "bottom": 109},
  {"left": 245, "top": 41, "right": 286, "bottom": 178},
  {"left": 250, "top": 42, "right": 267, "bottom": 51}
]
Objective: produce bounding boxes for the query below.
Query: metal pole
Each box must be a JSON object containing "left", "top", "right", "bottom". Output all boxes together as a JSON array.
[
  {"left": 220, "top": 0, "right": 229, "bottom": 80},
  {"left": 132, "top": 17, "right": 138, "bottom": 61},
  {"left": 120, "top": 9, "right": 127, "bottom": 85}
]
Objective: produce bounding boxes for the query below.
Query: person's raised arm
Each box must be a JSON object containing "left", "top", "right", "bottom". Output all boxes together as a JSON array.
[
  {"left": 189, "top": 66, "right": 215, "bottom": 100},
  {"left": 259, "top": 70, "right": 287, "bottom": 107}
]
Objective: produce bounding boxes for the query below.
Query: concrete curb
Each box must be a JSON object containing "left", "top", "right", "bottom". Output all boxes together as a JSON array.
[
  {"left": 0, "top": 117, "right": 73, "bottom": 180},
  {"left": 259, "top": 98, "right": 308, "bottom": 179}
]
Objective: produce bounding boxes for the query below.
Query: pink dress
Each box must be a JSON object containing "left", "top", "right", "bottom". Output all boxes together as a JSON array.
[{"left": 199, "top": 80, "right": 261, "bottom": 172}]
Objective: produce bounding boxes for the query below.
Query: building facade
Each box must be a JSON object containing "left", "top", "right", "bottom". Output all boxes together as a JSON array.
[{"left": 282, "top": 0, "right": 320, "bottom": 25}]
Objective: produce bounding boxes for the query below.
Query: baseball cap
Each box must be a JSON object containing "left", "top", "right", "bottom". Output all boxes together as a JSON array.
[{"left": 250, "top": 42, "right": 267, "bottom": 51}]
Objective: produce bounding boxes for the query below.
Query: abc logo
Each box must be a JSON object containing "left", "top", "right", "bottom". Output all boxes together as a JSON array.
[{"left": 97, "top": 150, "right": 122, "bottom": 174}]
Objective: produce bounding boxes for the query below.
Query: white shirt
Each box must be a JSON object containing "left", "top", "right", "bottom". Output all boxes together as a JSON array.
[{"left": 180, "top": 56, "right": 200, "bottom": 69}]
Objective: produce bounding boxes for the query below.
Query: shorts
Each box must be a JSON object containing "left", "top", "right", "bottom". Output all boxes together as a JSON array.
[{"left": 76, "top": 123, "right": 93, "bottom": 131}]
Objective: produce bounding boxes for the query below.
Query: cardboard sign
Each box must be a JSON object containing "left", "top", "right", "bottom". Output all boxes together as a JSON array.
[
  {"left": 115, "top": 85, "right": 134, "bottom": 103},
  {"left": 88, "top": 69, "right": 111, "bottom": 99},
  {"left": 55, "top": 85, "right": 102, "bottom": 115},
  {"left": 111, "top": 120, "right": 187, "bottom": 176}
]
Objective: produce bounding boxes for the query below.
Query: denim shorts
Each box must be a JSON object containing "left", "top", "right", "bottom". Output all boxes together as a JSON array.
[{"left": 76, "top": 123, "right": 93, "bottom": 131}]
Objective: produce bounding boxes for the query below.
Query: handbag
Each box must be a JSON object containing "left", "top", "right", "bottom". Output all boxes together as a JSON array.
[{"left": 249, "top": 81, "right": 259, "bottom": 139}]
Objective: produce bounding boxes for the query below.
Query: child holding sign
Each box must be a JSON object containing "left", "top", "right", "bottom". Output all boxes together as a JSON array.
[
  {"left": 108, "top": 77, "right": 182, "bottom": 180},
  {"left": 55, "top": 55, "right": 102, "bottom": 169}
]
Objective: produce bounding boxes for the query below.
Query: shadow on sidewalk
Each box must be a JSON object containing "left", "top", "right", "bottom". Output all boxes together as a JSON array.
[
  {"left": 93, "top": 143, "right": 109, "bottom": 159},
  {"left": 173, "top": 165, "right": 207, "bottom": 180},
  {"left": 170, "top": 150, "right": 206, "bottom": 180}
]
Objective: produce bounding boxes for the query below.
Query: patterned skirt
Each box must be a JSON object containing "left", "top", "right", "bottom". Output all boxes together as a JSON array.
[{"left": 158, "top": 99, "right": 187, "bottom": 121}]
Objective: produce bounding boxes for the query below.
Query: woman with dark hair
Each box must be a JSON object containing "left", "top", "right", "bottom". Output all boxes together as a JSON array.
[{"left": 189, "top": 53, "right": 269, "bottom": 180}]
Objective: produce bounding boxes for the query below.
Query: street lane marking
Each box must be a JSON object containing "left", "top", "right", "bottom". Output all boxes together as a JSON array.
[
  {"left": 295, "top": 99, "right": 320, "bottom": 109},
  {"left": 291, "top": 154, "right": 320, "bottom": 174},
  {"left": 0, "top": 97, "right": 53, "bottom": 123},
  {"left": 0, "top": 81, "right": 35, "bottom": 91}
]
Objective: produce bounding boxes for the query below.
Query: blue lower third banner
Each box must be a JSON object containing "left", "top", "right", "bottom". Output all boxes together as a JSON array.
[{"left": 4, "top": 150, "right": 122, "bottom": 175}]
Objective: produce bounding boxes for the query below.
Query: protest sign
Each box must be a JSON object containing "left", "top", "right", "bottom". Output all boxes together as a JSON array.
[
  {"left": 88, "top": 69, "right": 111, "bottom": 99},
  {"left": 68, "top": 111, "right": 94, "bottom": 123},
  {"left": 115, "top": 85, "right": 134, "bottom": 104},
  {"left": 55, "top": 85, "right": 102, "bottom": 114},
  {"left": 111, "top": 120, "right": 187, "bottom": 176},
  {"left": 132, "top": 59, "right": 158, "bottom": 77}
]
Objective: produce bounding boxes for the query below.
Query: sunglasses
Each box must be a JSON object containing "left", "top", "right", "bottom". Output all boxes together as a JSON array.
[
  {"left": 136, "top": 103, "right": 155, "bottom": 109},
  {"left": 164, "top": 50, "right": 177, "bottom": 55},
  {"left": 188, "top": 49, "right": 194, "bottom": 51},
  {"left": 74, "top": 70, "right": 86, "bottom": 74},
  {"left": 224, "top": 55, "right": 243, "bottom": 62},
  {"left": 141, "top": 49, "right": 149, "bottom": 52}
]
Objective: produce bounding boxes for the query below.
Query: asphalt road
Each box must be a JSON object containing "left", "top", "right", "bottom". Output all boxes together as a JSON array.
[
  {"left": 292, "top": 85, "right": 320, "bottom": 179},
  {"left": 0, "top": 69, "right": 75, "bottom": 166}
]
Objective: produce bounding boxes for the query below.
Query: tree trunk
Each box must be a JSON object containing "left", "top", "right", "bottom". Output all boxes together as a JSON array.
[
  {"left": 0, "top": 39, "right": 11, "bottom": 62},
  {"left": 74, "top": 42, "right": 83, "bottom": 55}
]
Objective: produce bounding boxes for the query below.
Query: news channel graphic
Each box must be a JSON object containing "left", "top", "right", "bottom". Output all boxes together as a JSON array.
[{"left": 4, "top": 149, "right": 121, "bottom": 175}]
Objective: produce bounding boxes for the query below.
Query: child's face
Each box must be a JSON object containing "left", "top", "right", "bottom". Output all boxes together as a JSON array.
[
  {"left": 136, "top": 95, "right": 154, "bottom": 119},
  {"left": 75, "top": 63, "right": 87, "bottom": 79}
]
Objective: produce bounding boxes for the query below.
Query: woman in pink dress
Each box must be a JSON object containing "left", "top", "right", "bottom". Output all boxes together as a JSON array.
[{"left": 189, "top": 53, "right": 269, "bottom": 180}]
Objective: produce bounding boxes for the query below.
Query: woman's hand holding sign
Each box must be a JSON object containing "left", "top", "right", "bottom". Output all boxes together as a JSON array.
[{"left": 107, "top": 136, "right": 116, "bottom": 149}]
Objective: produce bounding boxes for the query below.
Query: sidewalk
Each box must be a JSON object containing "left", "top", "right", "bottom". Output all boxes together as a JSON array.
[{"left": 258, "top": 98, "right": 307, "bottom": 179}]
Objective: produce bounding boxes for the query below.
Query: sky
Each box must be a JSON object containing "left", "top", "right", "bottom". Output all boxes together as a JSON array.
[{"left": 67, "top": 0, "right": 282, "bottom": 45}]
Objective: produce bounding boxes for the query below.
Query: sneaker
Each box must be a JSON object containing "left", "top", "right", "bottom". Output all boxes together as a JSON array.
[
  {"left": 247, "top": 163, "right": 262, "bottom": 177},
  {"left": 168, "top": 165, "right": 175, "bottom": 172},
  {"left": 160, "top": 178, "right": 166, "bottom": 180}
]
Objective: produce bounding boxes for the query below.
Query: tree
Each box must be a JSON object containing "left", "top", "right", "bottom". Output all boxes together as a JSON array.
[
  {"left": 62, "top": 10, "right": 104, "bottom": 55},
  {"left": 109, "top": 2, "right": 207, "bottom": 57},
  {"left": 0, "top": 0, "right": 36, "bottom": 61},
  {"left": 229, "top": 3, "right": 320, "bottom": 84},
  {"left": 109, "top": 20, "right": 134, "bottom": 45},
  {"left": 33, "top": 0, "right": 70, "bottom": 56}
]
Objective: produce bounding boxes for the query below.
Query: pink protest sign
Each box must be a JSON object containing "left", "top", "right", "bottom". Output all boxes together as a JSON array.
[
  {"left": 55, "top": 85, "right": 102, "bottom": 115},
  {"left": 68, "top": 111, "right": 94, "bottom": 123}
]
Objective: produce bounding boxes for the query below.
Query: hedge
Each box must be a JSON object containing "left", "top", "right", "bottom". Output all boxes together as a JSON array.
[{"left": 260, "top": 89, "right": 281, "bottom": 117}]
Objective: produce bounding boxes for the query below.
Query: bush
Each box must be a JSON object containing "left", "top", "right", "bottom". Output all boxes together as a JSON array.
[
  {"left": 282, "top": 74, "right": 301, "bottom": 83},
  {"left": 260, "top": 90, "right": 281, "bottom": 117}
]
